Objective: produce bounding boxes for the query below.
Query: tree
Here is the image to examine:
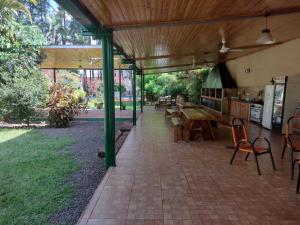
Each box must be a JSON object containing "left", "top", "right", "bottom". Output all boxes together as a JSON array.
[
  {"left": 18, "top": 0, "right": 91, "bottom": 45},
  {"left": 114, "top": 84, "right": 126, "bottom": 95},
  {"left": 180, "top": 68, "right": 210, "bottom": 103},
  {"left": 0, "top": 75, "right": 48, "bottom": 125},
  {"left": 0, "top": 0, "right": 33, "bottom": 22},
  {"left": 0, "top": 1, "right": 49, "bottom": 124},
  {"left": 56, "top": 70, "right": 81, "bottom": 89},
  {"left": 144, "top": 68, "right": 210, "bottom": 103}
]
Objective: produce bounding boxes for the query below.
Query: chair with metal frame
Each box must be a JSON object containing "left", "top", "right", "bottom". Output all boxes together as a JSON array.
[
  {"left": 281, "top": 116, "right": 300, "bottom": 179},
  {"left": 230, "top": 118, "right": 276, "bottom": 175},
  {"left": 291, "top": 158, "right": 300, "bottom": 193}
]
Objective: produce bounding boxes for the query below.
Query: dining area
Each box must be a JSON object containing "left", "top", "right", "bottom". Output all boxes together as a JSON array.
[
  {"left": 166, "top": 100, "right": 222, "bottom": 143},
  {"left": 165, "top": 101, "right": 300, "bottom": 193}
]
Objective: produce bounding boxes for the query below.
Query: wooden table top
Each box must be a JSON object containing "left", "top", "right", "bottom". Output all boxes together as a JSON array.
[
  {"left": 176, "top": 102, "right": 199, "bottom": 108},
  {"left": 180, "top": 108, "right": 216, "bottom": 121}
]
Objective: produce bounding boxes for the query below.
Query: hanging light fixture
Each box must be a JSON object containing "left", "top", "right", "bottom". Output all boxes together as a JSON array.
[{"left": 256, "top": 13, "right": 275, "bottom": 45}]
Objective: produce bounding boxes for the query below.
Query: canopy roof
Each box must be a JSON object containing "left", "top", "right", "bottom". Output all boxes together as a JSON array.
[
  {"left": 56, "top": 0, "right": 300, "bottom": 74},
  {"left": 40, "top": 45, "right": 130, "bottom": 69}
]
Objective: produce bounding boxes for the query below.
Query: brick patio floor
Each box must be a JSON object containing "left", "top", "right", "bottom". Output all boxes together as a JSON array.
[{"left": 77, "top": 107, "right": 300, "bottom": 225}]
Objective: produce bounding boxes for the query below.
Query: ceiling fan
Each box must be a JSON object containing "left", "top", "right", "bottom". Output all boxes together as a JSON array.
[{"left": 219, "top": 29, "right": 243, "bottom": 54}]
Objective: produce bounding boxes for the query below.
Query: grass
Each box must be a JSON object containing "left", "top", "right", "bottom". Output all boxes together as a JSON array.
[
  {"left": 87, "top": 98, "right": 141, "bottom": 110},
  {"left": 0, "top": 129, "right": 78, "bottom": 225}
]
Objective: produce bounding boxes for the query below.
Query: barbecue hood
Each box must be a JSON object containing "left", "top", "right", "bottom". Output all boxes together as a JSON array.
[{"left": 202, "top": 63, "right": 237, "bottom": 89}]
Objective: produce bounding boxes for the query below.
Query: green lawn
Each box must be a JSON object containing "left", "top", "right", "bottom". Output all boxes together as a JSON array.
[
  {"left": 0, "top": 129, "right": 78, "bottom": 225},
  {"left": 88, "top": 98, "right": 140, "bottom": 110}
]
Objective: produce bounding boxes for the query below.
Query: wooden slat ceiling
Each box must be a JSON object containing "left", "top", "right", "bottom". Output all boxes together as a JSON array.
[
  {"left": 40, "top": 45, "right": 129, "bottom": 69},
  {"left": 79, "top": 0, "right": 300, "bottom": 74}
]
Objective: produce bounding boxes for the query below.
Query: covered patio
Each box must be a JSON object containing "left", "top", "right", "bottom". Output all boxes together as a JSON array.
[
  {"left": 77, "top": 108, "right": 300, "bottom": 225},
  {"left": 51, "top": 1, "right": 300, "bottom": 224}
]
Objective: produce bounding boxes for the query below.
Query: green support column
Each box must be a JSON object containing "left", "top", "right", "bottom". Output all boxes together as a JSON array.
[
  {"left": 143, "top": 71, "right": 145, "bottom": 106},
  {"left": 102, "top": 29, "right": 116, "bottom": 169},
  {"left": 119, "top": 70, "right": 122, "bottom": 110},
  {"left": 132, "top": 67, "right": 137, "bottom": 126},
  {"left": 140, "top": 72, "right": 144, "bottom": 112}
]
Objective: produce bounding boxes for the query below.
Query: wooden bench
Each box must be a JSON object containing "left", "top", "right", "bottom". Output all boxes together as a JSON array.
[
  {"left": 171, "top": 117, "right": 183, "bottom": 142},
  {"left": 165, "top": 109, "right": 180, "bottom": 118}
]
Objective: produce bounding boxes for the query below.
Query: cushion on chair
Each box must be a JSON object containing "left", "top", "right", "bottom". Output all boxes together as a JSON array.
[
  {"left": 287, "top": 138, "right": 300, "bottom": 150},
  {"left": 238, "top": 142, "right": 269, "bottom": 153}
]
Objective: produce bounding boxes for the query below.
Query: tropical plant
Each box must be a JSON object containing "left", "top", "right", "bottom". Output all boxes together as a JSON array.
[
  {"left": 180, "top": 68, "right": 210, "bottom": 103},
  {"left": 96, "top": 83, "right": 104, "bottom": 103},
  {"left": 16, "top": 0, "right": 91, "bottom": 45},
  {"left": 0, "top": 74, "right": 48, "bottom": 125},
  {"left": 56, "top": 70, "right": 81, "bottom": 89},
  {"left": 0, "top": 0, "right": 37, "bottom": 22},
  {"left": 47, "top": 83, "right": 85, "bottom": 128},
  {"left": 0, "top": 1, "right": 49, "bottom": 125},
  {"left": 114, "top": 84, "right": 126, "bottom": 95},
  {"left": 144, "top": 68, "right": 210, "bottom": 103}
]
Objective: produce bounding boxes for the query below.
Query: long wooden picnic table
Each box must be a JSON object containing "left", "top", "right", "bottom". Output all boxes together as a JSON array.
[
  {"left": 180, "top": 108, "right": 218, "bottom": 141},
  {"left": 176, "top": 102, "right": 199, "bottom": 109}
]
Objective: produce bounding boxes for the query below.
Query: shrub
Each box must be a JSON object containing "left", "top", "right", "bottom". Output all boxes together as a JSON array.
[
  {"left": 0, "top": 13, "right": 48, "bottom": 125},
  {"left": 0, "top": 74, "right": 49, "bottom": 125},
  {"left": 96, "top": 83, "right": 104, "bottom": 104},
  {"left": 47, "top": 83, "right": 85, "bottom": 127}
]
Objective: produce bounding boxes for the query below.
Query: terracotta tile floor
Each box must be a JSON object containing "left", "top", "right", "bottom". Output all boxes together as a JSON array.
[
  {"left": 77, "top": 108, "right": 300, "bottom": 225},
  {"left": 76, "top": 109, "right": 140, "bottom": 119}
]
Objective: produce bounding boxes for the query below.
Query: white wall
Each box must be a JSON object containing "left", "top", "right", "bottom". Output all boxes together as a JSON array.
[
  {"left": 226, "top": 38, "right": 300, "bottom": 87},
  {"left": 226, "top": 37, "right": 300, "bottom": 133},
  {"left": 282, "top": 76, "right": 300, "bottom": 133}
]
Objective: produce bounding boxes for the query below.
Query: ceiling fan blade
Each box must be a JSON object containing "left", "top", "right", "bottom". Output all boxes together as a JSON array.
[{"left": 220, "top": 45, "right": 230, "bottom": 54}]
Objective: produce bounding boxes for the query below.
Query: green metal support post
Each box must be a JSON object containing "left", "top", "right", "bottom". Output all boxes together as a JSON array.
[
  {"left": 119, "top": 70, "right": 122, "bottom": 110},
  {"left": 142, "top": 72, "right": 145, "bottom": 107},
  {"left": 140, "top": 72, "right": 144, "bottom": 112},
  {"left": 102, "top": 29, "right": 116, "bottom": 169},
  {"left": 132, "top": 67, "right": 137, "bottom": 126},
  {"left": 142, "top": 71, "right": 145, "bottom": 107}
]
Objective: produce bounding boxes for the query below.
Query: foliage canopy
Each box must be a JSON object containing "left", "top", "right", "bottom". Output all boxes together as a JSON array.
[
  {"left": 144, "top": 68, "right": 209, "bottom": 103},
  {"left": 0, "top": 0, "right": 49, "bottom": 124}
]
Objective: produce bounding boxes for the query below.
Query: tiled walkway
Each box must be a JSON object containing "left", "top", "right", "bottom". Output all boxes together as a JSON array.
[
  {"left": 77, "top": 108, "right": 300, "bottom": 225},
  {"left": 76, "top": 109, "right": 139, "bottom": 119}
]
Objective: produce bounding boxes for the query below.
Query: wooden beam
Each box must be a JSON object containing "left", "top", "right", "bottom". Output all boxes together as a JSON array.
[
  {"left": 112, "top": 6, "right": 300, "bottom": 31},
  {"left": 134, "top": 51, "right": 217, "bottom": 61},
  {"left": 143, "top": 61, "right": 215, "bottom": 70},
  {"left": 144, "top": 66, "right": 206, "bottom": 75}
]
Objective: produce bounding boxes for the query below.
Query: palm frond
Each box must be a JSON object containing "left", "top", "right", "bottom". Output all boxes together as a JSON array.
[{"left": 0, "top": 0, "right": 32, "bottom": 22}]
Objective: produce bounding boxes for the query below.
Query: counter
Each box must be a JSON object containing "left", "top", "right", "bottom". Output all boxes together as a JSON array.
[{"left": 230, "top": 100, "right": 251, "bottom": 121}]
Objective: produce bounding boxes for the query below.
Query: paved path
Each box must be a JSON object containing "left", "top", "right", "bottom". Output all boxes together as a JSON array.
[
  {"left": 77, "top": 108, "right": 300, "bottom": 225},
  {"left": 76, "top": 110, "right": 140, "bottom": 119}
]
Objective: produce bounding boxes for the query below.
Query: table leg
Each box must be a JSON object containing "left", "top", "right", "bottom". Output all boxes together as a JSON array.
[{"left": 207, "top": 121, "right": 215, "bottom": 140}]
